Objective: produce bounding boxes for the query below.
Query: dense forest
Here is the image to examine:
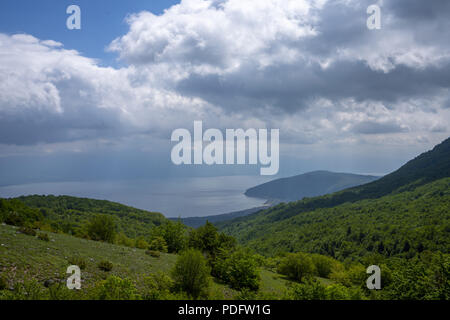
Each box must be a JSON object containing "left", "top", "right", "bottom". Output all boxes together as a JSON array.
[
  {"left": 219, "top": 138, "right": 450, "bottom": 259},
  {"left": 220, "top": 177, "right": 450, "bottom": 258},
  {"left": 1, "top": 195, "right": 167, "bottom": 240}
]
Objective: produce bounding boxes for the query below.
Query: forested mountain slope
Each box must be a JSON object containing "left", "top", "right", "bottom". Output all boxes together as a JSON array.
[
  {"left": 219, "top": 138, "right": 450, "bottom": 258},
  {"left": 226, "top": 138, "right": 450, "bottom": 223},
  {"left": 220, "top": 177, "right": 450, "bottom": 258},
  {"left": 1, "top": 195, "right": 167, "bottom": 238}
]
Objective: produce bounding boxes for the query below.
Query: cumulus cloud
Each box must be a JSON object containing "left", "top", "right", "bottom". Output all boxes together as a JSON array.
[
  {"left": 0, "top": 33, "right": 225, "bottom": 146},
  {"left": 0, "top": 0, "right": 449, "bottom": 154},
  {"left": 104, "top": 0, "right": 450, "bottom": 133}
]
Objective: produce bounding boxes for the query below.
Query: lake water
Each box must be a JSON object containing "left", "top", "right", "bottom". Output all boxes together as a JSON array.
[{"left": 0, "top": 176, "right": 271, "bottom": 218}]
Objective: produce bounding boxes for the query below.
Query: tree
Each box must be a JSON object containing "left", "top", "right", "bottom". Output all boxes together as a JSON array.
[
  {"left": 87, "top": 214, "right": 116, "bottom": 243},
  {"left": 156, "top": 221, "right": 186, "bottom": 253},
  {"left": 189, "top": 221, "right": 219, "bottom": 254},
  {"left": 188, "top": 221, "right": 236, "bottom": 258},
  {"left": 172, "top": 249, "right": 210, "bottom": 299},
  {"left": 325, "top": 284, "right": 352, "bottom": 300},
  {"left": 224, "top": 249, "right": 260, "bottom": 291},
  {"left": 135, "top": 237, "right": 149, "bottom": 249},
  {"left": 277, "top": 252, "right": 315, "bottom": 282},
  {"left": 311, "top": 254, "right": 338, "bottom": 278},
  {"left": 149, "top": 236, "right": 168, "bottom": 253}
]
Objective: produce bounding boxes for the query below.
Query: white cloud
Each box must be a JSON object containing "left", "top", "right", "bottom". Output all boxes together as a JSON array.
[
  {"left": 0, "top": 0, "right": 449, "bottom": 156},
  {"left": 109, "top": 0, "right": 324, "bottom": 74},
  {"left": 0, "top": 33, "right": 226, "bottom": 146}
]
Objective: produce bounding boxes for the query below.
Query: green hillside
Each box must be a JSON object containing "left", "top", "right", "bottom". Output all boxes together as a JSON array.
[
  {"left": 0, "top": 223, "right": 177, "bottom": 291},
  {"left": 218, "top": 137, "right": 450, "bottom": 259},
  {"left": 0, "top": 223, "right": 296, "bottom": 300},
  {"left": 3, "top": 195, "right": 167, "bottom": 239},
  {"left": 220, "top": 177, "right": 450, "bottom": 258},
  {"left": 238, "top": 138, "right": 450, "bottom": 223}
]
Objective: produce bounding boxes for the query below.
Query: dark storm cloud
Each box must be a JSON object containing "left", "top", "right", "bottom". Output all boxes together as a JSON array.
[
  {"left": 351, "top": 120, "right": 407, "bottom": 135},
  {"left": 176, "top": 60, "right": 450, "bottom": 113},
  {"left": 156, "top": 0, "right": 450, "bottom": 116},
  {"left": 386, "top": 0, "right": 450, "bottom": 21}
]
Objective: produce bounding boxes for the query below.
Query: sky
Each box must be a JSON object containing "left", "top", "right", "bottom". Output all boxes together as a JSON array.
[{"left": 0, "top": 0, "right": 449, "bottom": 186}]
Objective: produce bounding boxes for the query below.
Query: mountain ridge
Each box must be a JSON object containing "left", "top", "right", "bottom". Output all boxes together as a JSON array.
[
  {"left": 218, "top": 137, "right": 450, "bottom": 256},
  {"left": 244, "top": 170, "right": 380, "bottom": 201}
]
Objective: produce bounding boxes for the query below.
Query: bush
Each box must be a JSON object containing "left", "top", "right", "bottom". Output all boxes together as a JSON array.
[
  {"left": 93, "top": 276, "right": 138, "bottom": 300},
  {"left": 235, "top": 288, "right": 258, "bottom": 300},
  {"left": 98, "top": 260, "right": 113, "bottom": 272},
  {"left": 325, "top": 284, "right": 352, "bottom": 300},
  {"left": 311, "top": 254, "right": 339, "bottom": 278},
  {"left": 188, "top": 221, "right": 236, "bottom": 258},
  {"left": 287, "top": 279, "right": 326, "bottom": 300},
  {"left": 149, "top": 236, "right": 168, "bottom": 253},
  {"left": 18, "top": 226, "right": 36, "bottom": 237},
  {"left": 37, "top": 233, "right": 50, "bottom": 242},
  {"left": 146, "top": 250, "right": 161, "bottom": 258},
  {"left": 330, "top": 263, "right": 366, "bottom": 287},
  {"left": 172, "top": 249, "right": 210, "bottom": 299},
  {"left": 68, "top": 256, "right": 87, "bottom": 270},
  {"left": 277, "top": 252, "right": 316, "bottom": 282},
  {"left": 8, "top": 279, "right": 44, "bottom": 300},
  {"left": 86, "top": 214, "right": 116, "bottom": 243},
  {"left": 0, "top": 199, "right": 43, "bottom": 227},
  {"left": 142, "top": 272, "right": 174, "bottom": 300},
  {"left": 116, "top": 232, "right": 135, "bottom": 247},
  {"left": 47, "top": 282, "right": 74, "bottom": 300},
  {"left": 135, "top": 237, "right": 149, "bottom": 249},
  {"left": 154, "top": 221, "right": 186, "bottom": 253},
  {"left": 0, "top": 276, "right": 7, "bottom": 290},
  {"left": 214, "top": 248, "right": 260, "bottom": 291}
]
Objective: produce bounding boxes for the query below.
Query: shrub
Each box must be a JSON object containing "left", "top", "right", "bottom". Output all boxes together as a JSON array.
[
  {"left": 154, "top": 221, "right": 186, "bottom": 253},
  {"left": 148, "top": 236, "right": 168, "bottom": 253},
  {"left": 48, "top": 282, "right": 74, "bottom": 300},
  {"left": 1, "top": 199, "right": 43, "bottom": 227},
  {"left": 93, "top": 276, "right": 138, "bottom": 300},
  {"left": 98, "top": 260, "right": 113, "bottom": 272},
  {"left": 116, "top": 232, "right": 135, "bottom": 247},
  {"left": 146, "top": 250, "right": 160, "bottom": 258},
  {"left": 86, "top": 214, "right": 116, "bottom": 243},
  {"left": 325, "top": 284, "right": 352, "bottom": 300},
  {"left": 277, "top": 252, "right": 316, "bottom": 282},
  {"left": 18, "top": 226, "right": 36, "bottom": 237},
  {"left": 287, "top": 279, "right": 326, "bottom": 300},
  {"left": 9, "top": 279, "right": 44, "bottom": 300},
  {"left": 135, "top": 237, "right": 149, "bottom": 249},
  {"left": 214, "top": 248, "right": 260, "bottom": 291},
  {"left": 37, "top": 233, "right": 50, "bottom": 242},
  {"left": 330, "top": 263, "right": 366, "bottom": 287},
  {"left": 227, "top": 250, "right": 260, "bottom": 291},
  {"left": 311, "top": 254, "right": 339, "bottom": 278},
  {"left": 68, "top": 256, "right": 87, "bottom": 270},
  {"left": 172, "top": 249, "right": 210, "bottom": 299},
  {"left": 235, "top": 288, "right": 258, "bottom": 300},
  {"left": 142, "top": 272, "right": 174, "bottom": 300},
  {"left": 0, "top": 276, "right": 7, "bottom": 290},
  {"left": 188, "top": 222, "right": 236, "bottom": 258}
]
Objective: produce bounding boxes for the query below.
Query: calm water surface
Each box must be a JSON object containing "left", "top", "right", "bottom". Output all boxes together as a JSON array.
[{"left": 0, "top": 176, "right": 271, "bottom": 218}]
